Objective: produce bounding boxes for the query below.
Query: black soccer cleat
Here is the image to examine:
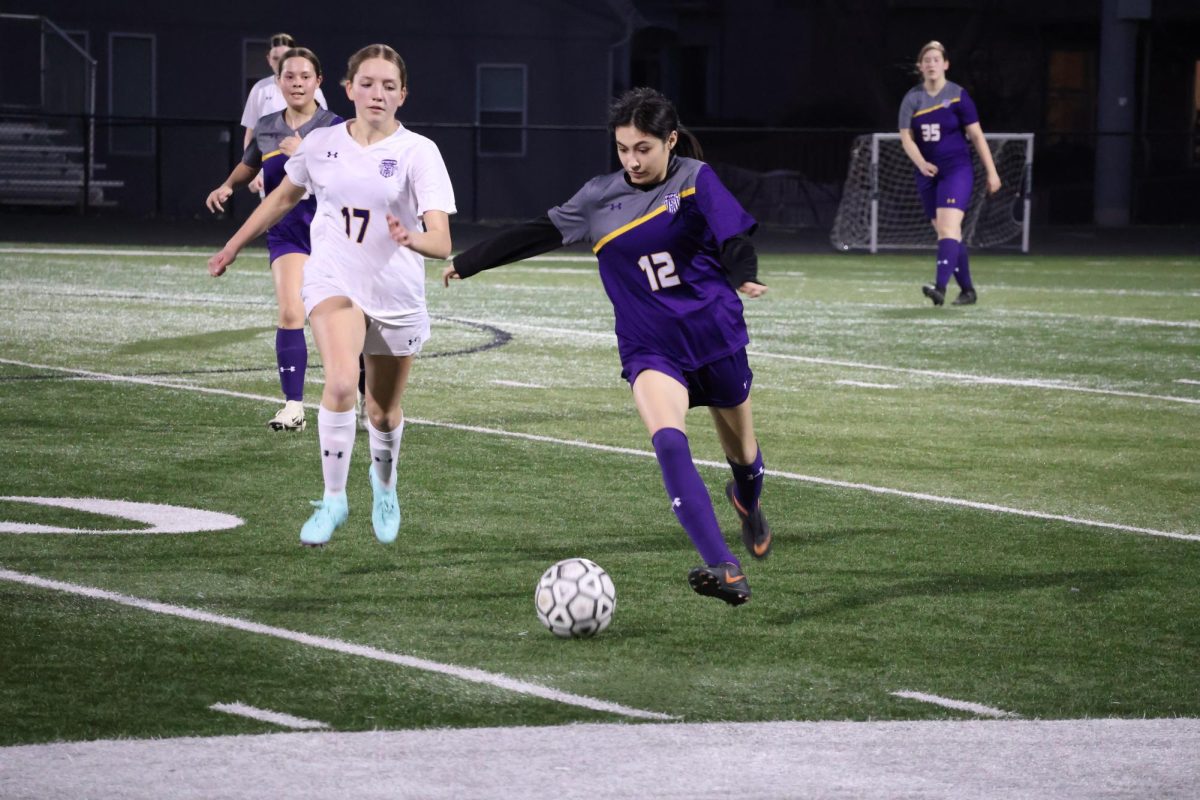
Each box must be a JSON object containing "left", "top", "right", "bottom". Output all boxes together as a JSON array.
[
  {"left": 726, "top": 480, "right": 772, "bottom": 559},
  {"left": 952, "top": 288, "right": 977, "bottom": 306},
  {"left": 688, "top": 562, "right": 751, "bottom": 606},
  {"left": 921, "top": 284, "right": 945, "bottom": 306}
]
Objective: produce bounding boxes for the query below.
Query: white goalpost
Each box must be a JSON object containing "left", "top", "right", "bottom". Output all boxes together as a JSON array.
[{"left": 830, "top": 132, "right": 1034, "bottom": 253}]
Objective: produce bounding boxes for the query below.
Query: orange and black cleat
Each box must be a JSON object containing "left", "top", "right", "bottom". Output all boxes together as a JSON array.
[
  {"left": 688, "top": 561, "right": 751, "bottom": 606},
  {"left": 726, "top": 480, "right": 772, "bottom": 559}
]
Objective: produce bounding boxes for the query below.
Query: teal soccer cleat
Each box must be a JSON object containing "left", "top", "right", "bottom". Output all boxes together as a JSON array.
[
  {"left": 299, "top": 494, "right": 348, "bottom": 546},
  {"left": 370, "top": 468, "right": 401, "bottom": 544}
]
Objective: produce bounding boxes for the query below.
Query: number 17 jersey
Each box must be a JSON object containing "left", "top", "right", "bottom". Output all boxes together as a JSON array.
[
  {"left": 548, "top": 157, "right": 756, "bottom": 371},
  {"left": 285, "top": 121, "right": 456, "bottom": 325}
]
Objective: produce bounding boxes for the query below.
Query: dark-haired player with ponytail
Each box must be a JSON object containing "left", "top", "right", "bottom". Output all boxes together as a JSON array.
[{"left": 443, "top": 87, "right": 770, "bottom": 606}]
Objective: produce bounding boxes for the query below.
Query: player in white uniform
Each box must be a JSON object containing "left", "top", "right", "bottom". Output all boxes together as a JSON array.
[{"left": 209, "top": 44, "right": 455, "bottom": 547}]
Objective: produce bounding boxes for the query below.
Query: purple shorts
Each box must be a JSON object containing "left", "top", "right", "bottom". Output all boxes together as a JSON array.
[
  {"left": 266, "top": 197, "right": 316, "bottom": 264},
  {"left": 621, "top": 347, "right": 753, "bottom": 409},
  {"left": 915, "top": 159, "right": 974, "bottom": 220}
]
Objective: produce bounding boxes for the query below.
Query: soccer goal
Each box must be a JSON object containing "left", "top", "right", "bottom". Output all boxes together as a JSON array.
[{"left": 830, "top": 132, "right": 1034, "bottom": 253}]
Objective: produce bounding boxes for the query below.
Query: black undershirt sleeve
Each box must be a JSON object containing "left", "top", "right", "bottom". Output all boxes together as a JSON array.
[
  {"left": 720, "top": 234, "right": 762, "bottom": 289},
  {"left": 452, "top": 216, "right": 564, "bottom": 279}
]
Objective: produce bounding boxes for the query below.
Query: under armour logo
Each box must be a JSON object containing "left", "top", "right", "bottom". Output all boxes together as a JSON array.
[
  {"left": 323, "top": 449, "right": 344, "bottom": 459},
  {"left": 609, "top": 202, "right": 622, "bottom": 211},
  {"left": 373, "top": 455, "right": 393, "bottom": 463},
  {"left": 279, "top": 366, "right": 296, "bottom": 373},
  {"left": 326, "top": 151, "right": 338, "bottom": 158},
  {"left": 672, "top": 497, "right": 682, "bottom": 509},
  {"left": 408, "top": 336, "right": 419, "bottom": 346}
]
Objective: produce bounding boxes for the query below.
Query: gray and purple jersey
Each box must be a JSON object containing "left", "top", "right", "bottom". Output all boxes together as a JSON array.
[
  {"left": 898, "top": 81, "right": 979, "bottom": 166},
  {"left": 242, "top": 107, "right": 342, "bottom": 260},
  {"left": 548, "top": 157, "right": 755, "bottom": 371}
]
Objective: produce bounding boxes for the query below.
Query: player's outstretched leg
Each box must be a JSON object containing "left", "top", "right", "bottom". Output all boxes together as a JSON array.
[{"left": 688, "top": 562, "right": 751, "bottom": 606}]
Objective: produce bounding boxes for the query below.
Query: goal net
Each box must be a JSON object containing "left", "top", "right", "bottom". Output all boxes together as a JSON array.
[{"left": 830, "top": 133, "right": 1033, "bottom": 253}]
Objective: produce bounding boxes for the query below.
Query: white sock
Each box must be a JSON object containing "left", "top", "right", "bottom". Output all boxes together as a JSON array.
[
  {"left": 317, "top": 405, "right": 357, "bottom": 496},
  {"left": 367, "top": 418, "right": 403, "bottom": 489}
]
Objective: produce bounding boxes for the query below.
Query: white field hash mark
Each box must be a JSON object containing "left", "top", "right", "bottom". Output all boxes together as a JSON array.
[
  {"left": 1, "top": 357, "right": 1195, "bottom": 544},
  {"left": 891, "top": 691, "right": 1017, "bottom": 719},
  {"left": 0, "top": 568, "right": 674, "bottom": 722},
  {"left": 209, "top": 702, "right": 330, "bottom": 730}
]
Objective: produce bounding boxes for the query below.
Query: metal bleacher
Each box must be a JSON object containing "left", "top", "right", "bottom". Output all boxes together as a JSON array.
[
  {"left": 0, "top": 14, "right": 123, "bottom": 210},
  {"left": 0, "top": 121, "right": 122, "bottom": 208}
]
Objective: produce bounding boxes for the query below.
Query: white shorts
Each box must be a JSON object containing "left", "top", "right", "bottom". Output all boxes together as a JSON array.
[{"left": 364, "top": 314, "right": 430, "bottom": 357}]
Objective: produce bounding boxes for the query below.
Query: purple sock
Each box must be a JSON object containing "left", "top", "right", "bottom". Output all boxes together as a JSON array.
[
  {"left": 728, "top": 447, "right": 764, "bottom": 511},
  {"left": 275, "top": 327, "right": 306, "bottom": 402},
  {"left": 954, "top": 241, "right": 973, "bottom": 290},
  {"left": 652, "top": 428, "right": 738, "bottom": 568},
  {"left": 935, "top": 238, "right": 957, "bottom": 290}
]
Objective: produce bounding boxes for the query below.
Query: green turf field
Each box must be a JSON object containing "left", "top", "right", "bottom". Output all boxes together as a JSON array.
[{"left": 0, "top": 244, "right": 1197, "bottom": 745}]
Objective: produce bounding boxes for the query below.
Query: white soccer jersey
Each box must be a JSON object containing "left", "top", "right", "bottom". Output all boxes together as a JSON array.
[
  {"left": 285, "top": 121, "right": 457, "bottom": 325},
  {"left": 240, "top": 75, "right": 328, "bottom": 129}
]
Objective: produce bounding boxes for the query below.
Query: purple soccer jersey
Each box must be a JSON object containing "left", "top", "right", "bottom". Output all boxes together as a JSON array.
[
  {"left": 242, "top": 107, "right": 342, "bottom": 262},
  {"left": 899, "top": 81, "right": 979, "bottom": 217},
  {"left": 547, "top": 158, "right": 755, "bottom": 372}
]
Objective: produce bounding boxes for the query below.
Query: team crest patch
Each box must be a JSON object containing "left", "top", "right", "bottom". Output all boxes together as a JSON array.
[
  {"left": 379, "top": 159, "right": 398, "bottom": 178},
  {"left": 665, "top": 192, "right": 681, "bottom": 214}
]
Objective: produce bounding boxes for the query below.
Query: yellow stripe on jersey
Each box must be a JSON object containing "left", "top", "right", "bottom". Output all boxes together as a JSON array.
[
  {"left": 262, "top": 149, "right": 284, "bottom": 161},
  {"left": 592, "top": 187, "right": 697, "bottom": 254},
  {"left": 912, "top": 97, "right": 960, "bottom": 119}
]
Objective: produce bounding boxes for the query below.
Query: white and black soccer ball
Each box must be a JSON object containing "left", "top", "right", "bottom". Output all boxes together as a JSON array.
[{"left": 534, "top": 557, "right": 616, "bottom": 638}]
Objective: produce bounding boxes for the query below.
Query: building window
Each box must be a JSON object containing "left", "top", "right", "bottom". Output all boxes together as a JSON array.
[
  {"left": 477, "top": 64, "right": 526, "bottom": 157},
  {"left": 242, "top": 39, "right": 268, "bottom": 105},
  {"left": 108, "top": 33, "right": 155, "bottom": 155},
  {"left": 1045, "top": 50, "right": 1095, "bottom": 141}
]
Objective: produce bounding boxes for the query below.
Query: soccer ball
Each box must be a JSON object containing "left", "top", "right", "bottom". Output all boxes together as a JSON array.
[{"left": 534, "top": 558, "right": 616, "bottom": 638}]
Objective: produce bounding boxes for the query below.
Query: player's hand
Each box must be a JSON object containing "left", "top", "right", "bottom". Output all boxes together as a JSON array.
[
  {"left": 208, "top": 247, "right": 236, "bottom": 277},
  {"left": 987, "top": 173, "right": 1002, "bottom": 194},
  {"left": 441, "top": 263, "right": 461, "bottom": 287},
  {"left": 279, "top": 133, "right": 302, "bottom": 156},
  {"left": 738, "top": 281, "right": 768, "bottom": 298},
  {"left": 205, "top": 186, "right": 232, "bottom": 213},
  {"left": 919, "top": 161, "right": 938, "bottom": 177},
  {"left": 247, "top": 174, "right": 265, "bottom": 194},
  {"left": 387, "top": 214, "right": 413, "bottom": 247}
]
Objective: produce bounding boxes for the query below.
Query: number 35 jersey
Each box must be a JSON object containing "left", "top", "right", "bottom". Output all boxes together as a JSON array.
[
  {"left": 285, "top": 122, "right": 456, "bottom": 325},
  {"left": 548, "top": 157, "right": 756, "bottom": 370},
  {"left": 897, "top": 81, "right": 979, "bottom": 167}
]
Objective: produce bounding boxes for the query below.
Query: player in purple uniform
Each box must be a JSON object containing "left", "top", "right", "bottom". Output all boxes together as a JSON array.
[
  {"left": 443, "top": 88, "right": 770, "bottom": 606},
  {"left": 206, "top": 48, "right": 341, "bottom": 431},
  {"left": 898, "top": 40, "right": 1001, "bottom": 306}
]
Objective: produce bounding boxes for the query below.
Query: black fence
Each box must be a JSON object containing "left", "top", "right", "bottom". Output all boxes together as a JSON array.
[{"left": 1, "top": 111, "right": 1197, "bottom": 228}]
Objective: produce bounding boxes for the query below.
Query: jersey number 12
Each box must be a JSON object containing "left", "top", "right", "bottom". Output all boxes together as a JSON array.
[{"left": 638, "top": 252, "right": 680, "bottom": 291}]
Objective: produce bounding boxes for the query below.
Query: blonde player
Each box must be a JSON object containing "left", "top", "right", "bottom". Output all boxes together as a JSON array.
[{"left": 209, "top": 44, "right": 455, "bottom": 546}]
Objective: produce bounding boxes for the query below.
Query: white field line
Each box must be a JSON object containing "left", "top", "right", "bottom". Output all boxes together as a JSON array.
[
  {"left": 891, "top": 691, "right": 1017, "bottom": 719},
  {"left": 492, "top": 379, "right": 547, "bottom": 388},
  {"left": 0, "top": 568, "right": 673, "bottom": 722},
  {"left": 1, "top": 357, "right": 1194, "bottom": 543},
  {"left": 836, "top": 380, "right": 900, "bottom": 389},
  {"left": 439, "top": 316, "right": 1200, "bottom": 406},
  {"left": 209, "top": 702, "right": 330, "bottom": 730},
  {"left": 1176, "top": 379, "right": 1200, "bottom": 386}
]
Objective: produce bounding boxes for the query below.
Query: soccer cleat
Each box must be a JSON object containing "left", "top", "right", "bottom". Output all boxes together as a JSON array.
[
  {"left": 921, "top": 284, "right": 945, "bottom": 306},
  {"left": 369, "top": 467, "right": 400, "bottom": 544},
  {"left": 688, "top": 561, "right": 751, "bottom": 606},
  {"left": 268, "top": 400, "right": 307, "bottom": 432},
  {"left": 952, "top": 288, "right": 977, "bottom": 306},
  {"left": 726, "top": 480, "right": 772, "bottom": 559},
  {"left": 299, "top": 494, "right": 348, "bottom": 546}
]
